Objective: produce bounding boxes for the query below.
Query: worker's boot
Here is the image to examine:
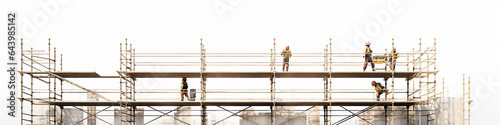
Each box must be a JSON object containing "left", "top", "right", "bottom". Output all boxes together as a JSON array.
[
  {"left": 181, "top": 98, "right": 184, "bottom": 101},
  {"left": 286, "top": 65, "right": 289, "bottom": 71},
  {"left": 282, "top": 66, "right": 285, "bottom": 71},
  {"left": 372, "top": 63, "right": 375, "bottom": 71}
]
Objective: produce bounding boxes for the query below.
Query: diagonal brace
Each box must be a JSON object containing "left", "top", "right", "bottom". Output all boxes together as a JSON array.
[
  {"left": 73, "top": 106, "right": 112, "bottom": 125},
  {"left": 217, "top": 106, "right": 259, "bottom": 125},
  {"left": 279, "top": 106, "right": 315, "bottom": 125},
  {"left": 333, "top": 104, "right": 378, "bottom": 125},
  {"left": 214, "top": 106, "right": 253, "bottom": 125},
  {"left": 145, "top": 106, "right": 190, "bottom": 125},
  {"left": 336, "top": 106, "right": 374, "bottom": 125}
]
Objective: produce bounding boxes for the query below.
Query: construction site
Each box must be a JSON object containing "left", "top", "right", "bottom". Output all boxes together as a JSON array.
[{"left": 18, "top": 38, "right": 472, "bottom": 125}]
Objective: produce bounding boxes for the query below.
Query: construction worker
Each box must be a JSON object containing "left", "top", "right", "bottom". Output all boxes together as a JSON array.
[
  {"left": 363, "top": 42, "right": 375, "bottom": 71},
  {"left": 280, "top": 45, "right": 292, "bottom": 71},
  {"left": 389, "top": 47, "right": 399, "bottom": 71},
  {"left": 180, "top": 77, "right": 189, "bottom": 101},
  {"left": 371, "top": 81, "right": 387, "bottom": 101}
]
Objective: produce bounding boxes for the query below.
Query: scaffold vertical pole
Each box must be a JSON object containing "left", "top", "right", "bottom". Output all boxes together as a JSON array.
[
  {"left": 328, "top": 38, "right": 332, "bottom": 125},
  {"left": 411, "top": 47, "right": 415, "bottom": 124},
  {"left": 48, "top": 38, "right": 51, "bottom": 124},
  {"left": 442, "top": 77, "right": 445, "bottom": 125},
  {"left": 20, "top": 38, "right": 24, "bottom": 125},
  {"left": 30, "top": 47, "right": 34, "bottom": 125},
  {"left": 418, "top": 38, "right": 422, "bottom": 125},
  {"left": 270, "top": 73, "right": 276, "bottom": 125},
  {"left": 385, "top": 48, "right": 387, "bottom": 71},
  {"left": 407, "top": 79, "right": 410, "bottom": 125},
  {"left": 200, "top": 38, "right": 207, "bottom": 125},
  {"left": 467, "top": 76, "right": 471, "bottom": 125},
  {"left": 391, "top": 38, "right": 395, "bottom": 125},
  {"left": 433, "top": 38, "right": 437, "bottom": 125},
  {"left": 54, "top": 46, "right": 59, "bottom": 124},
  {"left": 273, "top": 38, "right": 276, "bottom": 71},
  {"left": 462, "top": 74, "right": 465, "bottom": 125},
  {"left": 426, "top": 46, "right": 430, "bottom": 125}
]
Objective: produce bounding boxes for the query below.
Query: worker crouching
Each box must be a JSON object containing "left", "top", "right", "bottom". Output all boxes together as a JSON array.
[{"left": 371, "top": 81, "right": 387, "bottom": 101}]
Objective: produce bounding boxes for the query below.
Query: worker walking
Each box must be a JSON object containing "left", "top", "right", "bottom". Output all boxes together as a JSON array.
[
  {"left": 371, "top": 81, "right": 387, "bottom": 101},
  {"left": 389, "top": 47, "right": 399, "bottom": 71},
  {"left": 180, "top": 77, "right": 190, "bottom": 101},
  {"left": 280, "top": 45, "right": 292, "bottom": 71},
  {"left": 363, "top": 42, "right": 375, "bottom": 71}
]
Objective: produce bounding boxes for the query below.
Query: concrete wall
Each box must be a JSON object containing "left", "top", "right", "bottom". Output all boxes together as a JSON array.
[
  {"left": 240, "top": 106, "right": 314, "bottom": 125},
  {"left": 357, "top": 106, "right": 408, "bottom": 125},
  {"left": 436, "top": 97, "right": 463, "bottom": 125},
  {"left": 63, "top": 108, "right": 83, "bottom": 125},
  {"left": 114, "top": 108, "right": 144, "bottom": 125},
  {"left": 239, "top": 113, "right": 307, "bottom": 125},
  {"left": 354, "top": 97, "right": 464, "bottom": 125},
  {"left": 174, "top": 107, "right": 191, "bottom": 125}
]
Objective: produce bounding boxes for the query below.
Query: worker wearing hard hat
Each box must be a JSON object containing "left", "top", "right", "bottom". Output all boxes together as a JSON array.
[
  {"left": 371, "top": 81, "right": 387, "bottom": 101},
  {"left": 389, "top": 47, "right": 400, "bottom": 71},
  {"left": 280, "top": 45, "right": 292, "bottom": 71},
  {"left": 180, "top": 77, "right": 190, "bottom": 101},
  {"left": 363, "top": 42, "right": 375, "bottom": 71}
]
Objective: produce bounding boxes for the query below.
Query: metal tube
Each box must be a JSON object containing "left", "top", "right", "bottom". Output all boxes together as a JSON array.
[
  {"left": 468, "top": 76, "right": 470, "bottom": 125},
  {"left": 30, "top": 47, "right": 33, "bottom": 124},
  {"left": 442, "top": 77, "right": 445, "bottom": 125},
  {"left": 20, "top": 38, "right": 24, "bottom": 125},
  {"left": 463, "top": 74, "right": 465, "bottom": 125},
  {"left": 418, "top": 38, "right": 422, "bottom": 125}
]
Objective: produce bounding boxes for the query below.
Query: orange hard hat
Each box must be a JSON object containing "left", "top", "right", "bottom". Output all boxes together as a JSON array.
[
  {"left": 182, "top": 77, "right": 187, "bottom": 80},
  {"left": 393, "top": 47, "right": 396, "bottom": 51},
  {"left": 365, "top": 42, "right": 371, "bottom": 46},
  {"left": 371, "top": 81, "right": 376, "bottom": 86},
  {"left": 286, "top": 45, "right": 289, "bottom": 49}
]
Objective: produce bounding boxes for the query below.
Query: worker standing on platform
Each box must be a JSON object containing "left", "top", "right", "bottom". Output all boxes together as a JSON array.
[
  {"left": 280, "top": 45, "right": 292, "bottom": 71},
  {"left": 371, "top": 81, "right": 387, "bottom": 101},
  {"left": 363, "top": 42, "right": 375, "bottom": 71},
  {"left": 389, "top": 47, "right": 399, "bottom": 71},
  {"left": 180, "top": 77, "right": 189, "bottom": 101}
]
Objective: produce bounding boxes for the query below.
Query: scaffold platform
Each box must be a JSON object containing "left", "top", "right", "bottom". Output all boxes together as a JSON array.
[
  {"left": 20, "top": 71, "right": 437, "bottom": 79},
  {"left": 40, "top": 100, "right": 417, "bottom": 106}
]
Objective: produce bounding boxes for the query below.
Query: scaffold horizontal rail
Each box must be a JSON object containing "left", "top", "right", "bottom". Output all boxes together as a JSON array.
[
  {"left": 19, "top": 71, "right": 438, "bottom": 80},
  {"left": 41, "top": 101, "right": 417, "bottom": 106},
  {"left": 120, "top": 71, "right": 437, "bottom": 79},
  {"left": 19, "top": 71, "right": 102, "bottom": 78}
]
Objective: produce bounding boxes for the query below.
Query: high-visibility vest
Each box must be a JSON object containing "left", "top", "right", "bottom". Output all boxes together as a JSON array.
[
  {"left": 364, "top": 47, "right": 372, "bottom": 54},
  {"left": 364, "top": 47, "right": 372, "bottom": 57},
  {"left": 181, "top": 81, "right": 188, "bottom": 88},
  {"left": 390, "top": 51, "right": 399, "bottom": 59},
  {"left": 281, "top": 49, "right": 292, "bottom": 59},
  {"left": 374, "top": 83, "right": 385, "bottom": 93}
]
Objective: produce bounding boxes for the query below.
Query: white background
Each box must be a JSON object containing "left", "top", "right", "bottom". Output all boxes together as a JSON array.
[{"left": 1, "top": 0, "right": 499, "bottom": 124}]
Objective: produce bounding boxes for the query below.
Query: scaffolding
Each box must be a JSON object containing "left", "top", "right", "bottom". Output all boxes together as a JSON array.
[
  {"left": 18, "top": 38, "right": 454, "bottom": 125},
  {"left": 463, "top": 74, "right": 472, "bottom": 125}
]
